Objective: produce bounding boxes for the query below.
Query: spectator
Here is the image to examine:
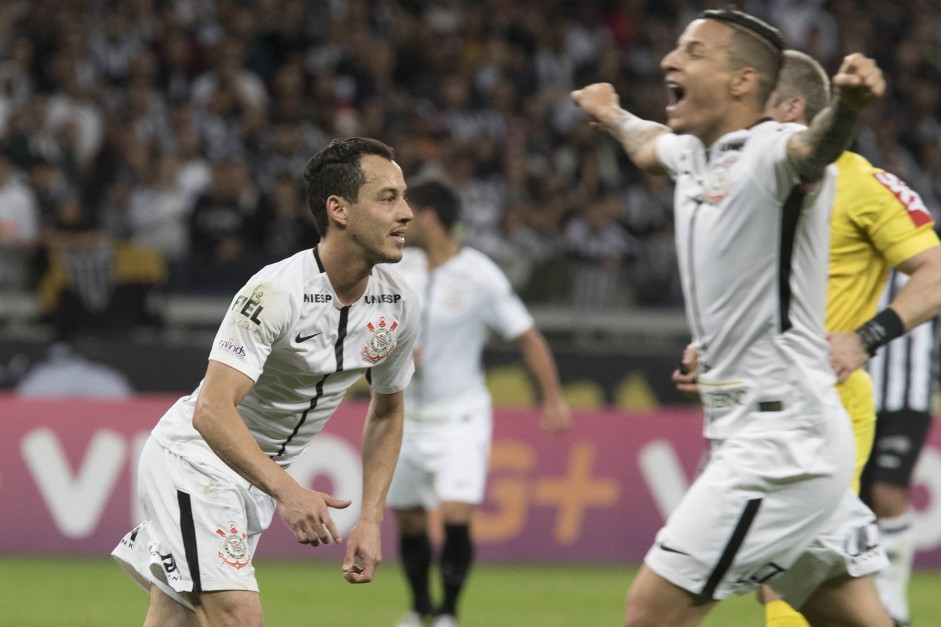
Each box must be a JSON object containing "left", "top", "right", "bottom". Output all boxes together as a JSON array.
[
  {"left": 256, "top": 171, "right": 319, "bottom": 261},
  {"left": 0, "top": 147, "right": 40, "bottom": 289},
  {"left": 38, "top": 193, "right": 166, "bottom": 340},
  {"left": 563, "top": 194, "right": 636, "bottom": 309},
  {"left": 89, "top": 3, "right": 145, "bottom": 87},
  {"left": 185, "top": 156, "right": 262, "bottom": 293},
  {"left": 0, "top": 0, "right": 933, "bottom": 326},
  {"left": 127, "top": 155, "right": 191, "bottom": 263}
]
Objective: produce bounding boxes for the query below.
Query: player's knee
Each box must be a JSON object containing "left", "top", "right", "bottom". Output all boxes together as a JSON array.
[
  {"left": 191, "top": 591, "right": 263, "bottom": 627},
  {"left": 624, "top": 599, "right": 661, "bottom": 627},
  {"left": 624, "top": 584, "right": 665, "bottom": 627}
]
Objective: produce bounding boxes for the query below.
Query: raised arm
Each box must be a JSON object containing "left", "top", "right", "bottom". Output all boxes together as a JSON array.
[
  {"left": 787, "top": 53, "right": 885, "bottom": 181},
  {"left": 571, "top": 83, "right": 670, "bottom": 174}
]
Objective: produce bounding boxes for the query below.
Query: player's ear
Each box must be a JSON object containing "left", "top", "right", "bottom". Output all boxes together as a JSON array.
[
  {"left": 790, "top": 97, "right": 808, "bottom": 123},
  {"left": 730, "top": 66, "right": 759, "bottom": 98},
  {"left": 327, "top": 195, "right": 349, "bottom": 226},
  {"left": 778, "top": 96, "right": 805, "bottom": 124}
]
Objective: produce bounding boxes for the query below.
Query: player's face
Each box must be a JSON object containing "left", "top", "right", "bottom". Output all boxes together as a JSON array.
[
  {"left": 660, "top": 19, "right": 737, "bottom": 145},
  {"left": 345, "top": 154, "right": 412, "bottom": 264}
]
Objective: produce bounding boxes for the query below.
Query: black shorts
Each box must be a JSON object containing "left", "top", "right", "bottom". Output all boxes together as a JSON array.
[{"left": 861, "top": 409, "right": 934, "bottom": 495}]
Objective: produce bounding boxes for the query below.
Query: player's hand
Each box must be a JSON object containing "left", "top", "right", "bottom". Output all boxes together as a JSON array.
[
  {"left": 827, "top": 331, "right": 870, "bottom": 383},
  {"left": 278, "top": 485, "right": 351, "bottom": 547},
  {"left": 833, "top": 53, "right": 885, "bottom": 110},
  {"left": 342, "top": 520, "right": 382, "bottom": 584},
  {"left": 570, "top": 83, "right": 624, "bottom": 131},
  {"left": 541, "top": 397, "right": 572, "bottom": 436},
  {"left": 672, "top": 345, "right": 700, "bottom": 399}
]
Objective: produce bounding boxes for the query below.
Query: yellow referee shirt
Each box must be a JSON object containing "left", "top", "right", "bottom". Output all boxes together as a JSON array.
[{"left": 827, "top": 151, "right": 939, "bottom": 332}]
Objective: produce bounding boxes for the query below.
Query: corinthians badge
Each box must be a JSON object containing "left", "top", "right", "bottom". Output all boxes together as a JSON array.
[
  {"left": 216, "top": 523, "right": 250, "bottom": 569},
  {"left": 704, "top": 154, "right": 738, "bottom": 203},
  {"left": 363, "top": 316, "right": 399, "bottom": 363}
]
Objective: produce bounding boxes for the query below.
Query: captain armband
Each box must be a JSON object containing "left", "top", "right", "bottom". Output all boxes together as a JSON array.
[{"left": 855, "top": 307, "right": 905, "bottom": 357}]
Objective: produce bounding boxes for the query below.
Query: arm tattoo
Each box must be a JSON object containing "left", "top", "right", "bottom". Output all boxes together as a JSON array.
[
  {"left": 609, "top": 112, "right": 671, "bottom": 172},
  {"left": 790, "top": 98, "right": 859, "bottom": 181}
]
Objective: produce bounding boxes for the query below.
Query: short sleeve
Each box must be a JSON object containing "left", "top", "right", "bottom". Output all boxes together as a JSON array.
[
  {"left": 655, "top": 133, "right": 686, "bottom": 179},
  {"left": 861, "top": 170, "right": 939, "bottom": 267},
  {"left": 746, "top": 123, "right": 803, "bottom": 201},
  {"left": 480, "top": 262, "right": 534, "bottom": 342},
  {"left": 208, "top": 280, "right": 291, "bottom": 382}
]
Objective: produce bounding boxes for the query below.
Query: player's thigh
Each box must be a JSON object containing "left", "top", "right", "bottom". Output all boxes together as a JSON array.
[
  {"left": 800, "top": 574, "right": 892, "bottom": 627},
  {"left": 144, "top": 585, "right": 199, "bottom": 627},
  {"left": 433, "top": 414, "right": 491, "bottom": 505},
  {"left": 386, "top": 431, "right": 436, "bottom": 511},
  {"left": 191, "top": 589, "right": 263, "bottom": 627},
  {"left": 624, "top": 563, "right": 715, "bottom": 627}
]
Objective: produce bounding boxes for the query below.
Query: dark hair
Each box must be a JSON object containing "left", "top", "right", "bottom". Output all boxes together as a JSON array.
[
  {"left": 303, "top": 137, "right": 395, "bottom": 236},
  {"left": 699, "top": 8, "right": 785, "bottom": 52},
  {"left": 700, "top": 7, "right": 785, "bottom": 104},
  {"left": 773, "top": 50, "right": 831, "bottom": 123},
  {"left": 406, "top": 179, "right": 461, "bottom": 231}
]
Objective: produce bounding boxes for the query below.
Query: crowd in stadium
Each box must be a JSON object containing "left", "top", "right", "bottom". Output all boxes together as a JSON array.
[{"left": 0, "top": 0, "right": 939, "bottom": 316}]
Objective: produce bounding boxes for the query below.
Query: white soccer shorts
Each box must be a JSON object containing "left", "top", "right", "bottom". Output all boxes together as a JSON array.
[
  {"left": 644, "top": 414, "right": 887, "bottom": 602},
  {"left": 112, "top": 437, "right": 276, "bottom": 608},
  {"left": 385, "top": 406, "right": 493, "bottom": 509}
]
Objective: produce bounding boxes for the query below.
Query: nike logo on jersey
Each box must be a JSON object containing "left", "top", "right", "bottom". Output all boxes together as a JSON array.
[
  {"left": 658, "top": 542, "right": 691, "bottom": 556},
  {"left": 295, "top": 332, "right": 322, "bottom": 343}
]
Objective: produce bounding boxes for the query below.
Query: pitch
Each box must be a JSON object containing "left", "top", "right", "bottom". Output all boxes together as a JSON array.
[{"left": 3, "top": 556, "right": 941, "bottom": 626}]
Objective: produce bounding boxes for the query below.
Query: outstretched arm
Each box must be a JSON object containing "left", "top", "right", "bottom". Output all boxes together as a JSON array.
[
  {"left": 787, "top": 53, "right": 885, "bottom": 181},
  {"left": 571, "top": 83, "right": 670, "bottom": 174}
]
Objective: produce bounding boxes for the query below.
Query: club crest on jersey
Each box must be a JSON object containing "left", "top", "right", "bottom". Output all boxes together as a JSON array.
[
  {"left": 704, "top": 154, "right": 738, "bottom": 203},
  {"left": 216, "top": 523, "right": 250, "bottom": 569},
  {"left": 363, "top": 316, "right": 399, "bottom": 363}
]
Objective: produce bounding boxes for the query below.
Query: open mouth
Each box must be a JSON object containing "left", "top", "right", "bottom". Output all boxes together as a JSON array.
[
  {"left": 666, "top": 82, "right": 686, "bottom": 111},
  {"left": 391, "top": 229, "right": 406, "bottom": 245}
]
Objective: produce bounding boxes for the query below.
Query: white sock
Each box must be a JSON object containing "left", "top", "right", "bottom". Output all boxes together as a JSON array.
[{"left": 876, "top": 511, "right": 915, "bottom": 624}]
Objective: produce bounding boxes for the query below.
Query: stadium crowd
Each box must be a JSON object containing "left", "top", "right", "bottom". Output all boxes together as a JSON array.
[{"left": 0, "top": 0, "right": 939, "bottom": 326}]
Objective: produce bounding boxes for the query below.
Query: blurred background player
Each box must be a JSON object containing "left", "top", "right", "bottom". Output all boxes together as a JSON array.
[
  {"left": 863, "top": 269, "right": 940, "bottom": 627},
  {"left": 386, "top": 179, "right": 571, "bottom": 627}
]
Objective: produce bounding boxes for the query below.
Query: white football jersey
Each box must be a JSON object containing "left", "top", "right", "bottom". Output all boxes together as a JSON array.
[
  {"left": 656, "top": 120, "right": 840, "bottom": 439},
  {"left": 151, "top": 247, "right": 419, "bottom": 467},
  {"left": 395, "top": 247, "right": 533, "bottom": 416}
]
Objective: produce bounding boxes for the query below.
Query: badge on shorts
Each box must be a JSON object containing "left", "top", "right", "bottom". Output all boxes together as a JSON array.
[
  {"left": 363, "top": 316, "right": 399, "bottom": 363},
  {"left": 216, "top": 523, "right": 250, "bottom": 569}
]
